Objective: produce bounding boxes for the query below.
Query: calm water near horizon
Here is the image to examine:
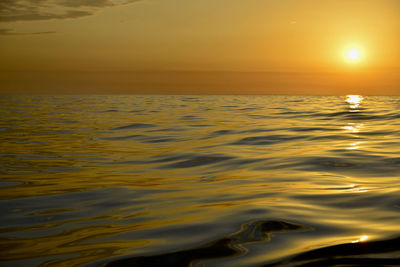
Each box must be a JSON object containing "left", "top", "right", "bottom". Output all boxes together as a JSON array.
[{"left": 1, "top": 94, "right": 400, "bottom": 266}]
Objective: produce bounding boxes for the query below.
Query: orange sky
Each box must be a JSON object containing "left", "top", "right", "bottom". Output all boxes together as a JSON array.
[{"left": 0, "top": 0, "right": 399, "bottom": 94}]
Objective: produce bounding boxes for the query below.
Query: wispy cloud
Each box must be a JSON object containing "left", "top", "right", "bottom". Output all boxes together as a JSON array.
[
  {"left": 0, "top": 28, "right": 57, "bottom": 36},
  {"left": 0, "top": 28, "right": 19, "bottom": 35},
  {"left": 0, "top": 0, "right": 141, "bottom": 22}
]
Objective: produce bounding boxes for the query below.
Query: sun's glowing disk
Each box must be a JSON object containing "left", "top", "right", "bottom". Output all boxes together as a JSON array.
[
  {"left": 347, "top": 49, "right": 360, "bottom": 61},
  {"left": 343, "top": 46, "right": 363, "bottom": 64}
]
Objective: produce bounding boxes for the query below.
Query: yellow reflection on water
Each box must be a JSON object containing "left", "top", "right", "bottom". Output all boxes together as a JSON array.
[
  {"left": 351, "top": 186, "right": 368, "bottom": 193},
  {"left": 343, "top": 123, "right": 363, "bottom": 133},
  {"left": 352, "top": 235, "right": 368, "bottom": 243},
  {"left": 346, "top": 184, "right": 368, "bottom": 193},
  {"left": 346, "top": 95, "right": 363, "bottom": 109},
  {"left": 346, "top": 141, "right": 363, "bottom": 150}
]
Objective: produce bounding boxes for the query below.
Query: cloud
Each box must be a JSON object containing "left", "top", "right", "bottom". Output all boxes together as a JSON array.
[
  {"left": 59, "top": 0, "right": 114, "bottom": 8},
  {"left": 0, "top": 28, "right": 56, "bottom": 35},
  {"left": 0, "top": 28, "right": 18, "bottom": 35},
  {"left": 0, "top": 10, "right": 93, "bottom": 22},
  {"left": 0, "top": 0, "right": 141, "bottom": 22}
]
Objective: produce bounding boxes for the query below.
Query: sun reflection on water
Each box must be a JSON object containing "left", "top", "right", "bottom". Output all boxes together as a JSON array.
[
  {"left": 346, "top": 141, "right": 362, "bottom": 150},
  {"left": 1, "top": 95, "right": 400, "bottom": 266},
  {"left": 352, "top": 235, "right": 368, "bottom": 243},
  {"left": 346, "top": 95, "right": 363, "bottom": 109},
  {"left": 351, "top": 186, "right": 368, "bottom": 193},
  {"left": 343, "top": 123, "right": 363, "bottom": 133},
  {"left": 346, "top": 184, "right": 368, "bottom": 193}
]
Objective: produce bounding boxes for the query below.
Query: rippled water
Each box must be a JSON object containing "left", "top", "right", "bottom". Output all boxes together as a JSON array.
[{"left": 1, "top": 95, "right": 399, "bottom": 266}]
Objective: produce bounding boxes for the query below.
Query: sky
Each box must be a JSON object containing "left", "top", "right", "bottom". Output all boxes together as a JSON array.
[{"left": 0, "top": 0, "right": 399, "bottom": 94}]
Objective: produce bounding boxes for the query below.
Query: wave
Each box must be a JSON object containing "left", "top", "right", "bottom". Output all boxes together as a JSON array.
[
  {"left": 103, "top": 220, "right": 308, "bottom": 267},
  {"left": 103, "top": 220, "right": 400, "bottom": 267},
  {"left": 264, "top": 236, "right": 400, "bottom": 266},
  {"left": 111, "top": 123, "right": 156, "bottom": 130},
  {"left": 1, "top": 95, "right": 400, "bottom": 267}
]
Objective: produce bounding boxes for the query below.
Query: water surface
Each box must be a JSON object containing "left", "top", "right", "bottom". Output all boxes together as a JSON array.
[{"left": 0, "top": 95, "right": 399, "bottom": 266}]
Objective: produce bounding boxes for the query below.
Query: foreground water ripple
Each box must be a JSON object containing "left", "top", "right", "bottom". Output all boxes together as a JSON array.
[{"left": 0, "top": 95, "right": 399, "bottom": 266}]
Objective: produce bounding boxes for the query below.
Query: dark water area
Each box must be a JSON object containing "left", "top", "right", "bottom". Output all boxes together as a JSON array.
[{"left": 0, "top": 95, "right": 399, "bottom": 266}]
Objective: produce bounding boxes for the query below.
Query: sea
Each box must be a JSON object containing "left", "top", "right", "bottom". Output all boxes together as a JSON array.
[{"left": 0, "top": 94, "right": 399, "bottom": 266}]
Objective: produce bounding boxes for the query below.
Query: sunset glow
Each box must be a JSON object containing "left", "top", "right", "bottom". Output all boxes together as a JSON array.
[
  {"left": 0, "top": 1, "right": 399, "bottom": 264},
  {"left": 0, "top": 0, "right": 399, "bottom": 95},
  {"left": 347, "top": 49, "right": 361, "bottom": 62}
]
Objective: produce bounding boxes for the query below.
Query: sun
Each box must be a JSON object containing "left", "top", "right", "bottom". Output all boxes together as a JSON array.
[
  {"left": 347, "top": 49, "right": 360, "bottom": 61},
  {"left": 344, "top": 46, "right": 363, "bottom": 63}
]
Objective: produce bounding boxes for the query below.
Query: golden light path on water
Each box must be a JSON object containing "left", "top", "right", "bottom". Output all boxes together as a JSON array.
[
  {"left": 343, "top": 95, "right": 364, "bottom": 153},
  {"left": 0, "top": 94, "right": 399, "bottom": 266},
  {"left": 345, "top": 94, "right": 364, "bottom": 109}
]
